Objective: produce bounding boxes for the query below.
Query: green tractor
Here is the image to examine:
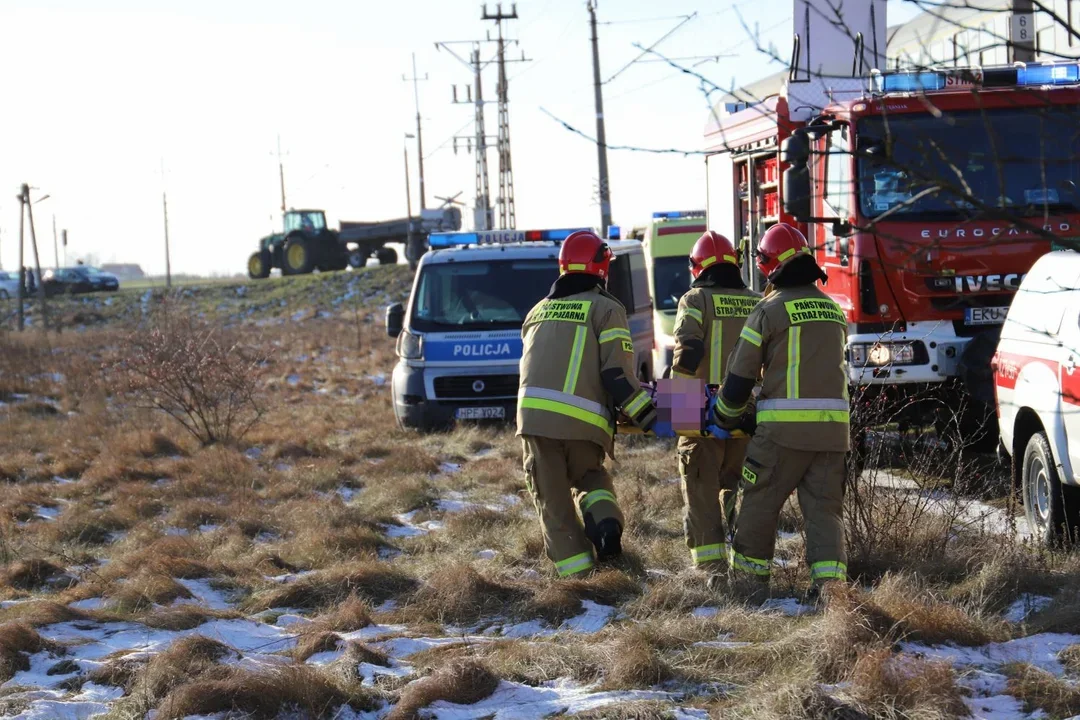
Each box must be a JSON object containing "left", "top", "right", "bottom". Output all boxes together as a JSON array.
[
  {"left": 249, "top": 209, "right": 355, "bottom": 279},
  {"left": 248, "top": 206, "right": 463, "bottom": 279}
]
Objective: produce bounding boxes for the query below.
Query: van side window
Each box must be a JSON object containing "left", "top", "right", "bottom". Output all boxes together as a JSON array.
[
  {"left": 629, "top": 252, "right": 650, "bottom": 312},
  {"left": 607, "top": 255, "right": 635, "bottom": 312}
]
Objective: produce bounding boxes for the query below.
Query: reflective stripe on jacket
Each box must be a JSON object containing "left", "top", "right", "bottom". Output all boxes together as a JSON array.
[
  {"left": 517, "top": 287, "right": 654, "bottom": 455},
  {"left": 725, "top": 285, "right": 851, "bottom": 452},
  {"left": 671, "top": 286, "right": 761, "bottom": 384}
]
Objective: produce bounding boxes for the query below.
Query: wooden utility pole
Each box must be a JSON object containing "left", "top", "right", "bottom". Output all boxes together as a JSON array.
[
  {"left": 588, "top": 0, "right": 612, "bottom": 233},
  {"left": 25, "top": 189, "right": 49, "bottom": 332}
]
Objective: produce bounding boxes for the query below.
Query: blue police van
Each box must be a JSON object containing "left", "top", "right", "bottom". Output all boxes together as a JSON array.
[{"left": 384, "top": 229, "right": 654, "bottom": 431}]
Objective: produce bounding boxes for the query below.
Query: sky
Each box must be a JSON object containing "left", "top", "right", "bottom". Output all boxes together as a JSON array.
[{"left": 0, "top": 0, "right": 924, "bottom": 276}]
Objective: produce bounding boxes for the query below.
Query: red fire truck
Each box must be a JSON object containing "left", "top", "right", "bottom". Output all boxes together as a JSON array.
[{"left": 705, "top": 52, "right": 1080, "bottom": 437}]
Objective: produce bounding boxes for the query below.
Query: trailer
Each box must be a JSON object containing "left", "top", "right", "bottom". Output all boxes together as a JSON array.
[{"left": 247, "top": 206, "right": 462, "bottom": 279}]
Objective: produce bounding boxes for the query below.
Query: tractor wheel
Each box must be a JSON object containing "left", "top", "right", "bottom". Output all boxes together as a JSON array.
[
  {"left": 376, "top": 247, "right": 398, "bottom": 266},
  {"left": 283, "top": 236, "right": 314, "bottom": 275},
  {"left": 248, "top": 250, "right": 272, "bottom": 280},
  {"left": 348, "top": 249, "right": 366, "bottom": 269}
]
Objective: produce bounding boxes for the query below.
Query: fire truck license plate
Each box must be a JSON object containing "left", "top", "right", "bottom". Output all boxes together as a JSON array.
[
  {"left": 965, "top": 306, "right": 1009, "bottom": 325},
  {"left": 456, "top": 407, "right": 505, "bottom": 420}
]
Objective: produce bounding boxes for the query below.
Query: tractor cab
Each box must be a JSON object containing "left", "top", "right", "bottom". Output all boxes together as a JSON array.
[{"left": 284, "top": 210, "right": 328, "bottom": 236}]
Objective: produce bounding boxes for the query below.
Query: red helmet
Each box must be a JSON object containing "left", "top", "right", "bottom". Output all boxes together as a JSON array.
[
  {"left": 689, "top": 231, "right": 738, "bottom": 279},
  {"left": 559, "top": 230, "right": 612, "bottom": 280},
  {"left": 756, "top": 223, "right": 811, "bottom": 280}
]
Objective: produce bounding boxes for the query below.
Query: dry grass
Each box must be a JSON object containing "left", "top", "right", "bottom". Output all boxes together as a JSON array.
[
  {"left": 291, "top": 630, "right": 343, "bottom": 662},
  {"left": 848, "top": 648, "right": 967, "bottom": 718},
  {"left": 1004, "top": 662, "right": 1080, "bottom": 717},
  {"left": 309, "top": 593, "right": 372, "bottom": 631},
  {"left": 386, "top": 659, "right": 500, "bottom": 720},
  {"left": 0, "top": 559, "right": 70, "bottom": 591},
  {"left": 156, "top": 665, "right": 375, "bottom": 719},
  {"left": 0, "top": 278, "right": 1068, "bottom": 719},
  {"left": 246, "top": 562, "right": 417, "bottom": 611},
  {"left": 1060, "top": 644, "right": 1080, "bottom": 675},
  {"left": 0, "top": 623, "right": 63, "bottom": 682}
]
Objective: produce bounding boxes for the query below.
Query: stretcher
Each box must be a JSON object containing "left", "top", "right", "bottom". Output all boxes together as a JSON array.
[{"left": 616, "top": 380, "right": 748, "bottom": 440}]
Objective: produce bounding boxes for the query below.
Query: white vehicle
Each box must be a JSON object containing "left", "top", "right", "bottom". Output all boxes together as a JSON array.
[
  {"left": 0, "top": 271, "right": 19, "bottom": 299},
  {"left": 385, "top": 228, "right": 654, "bottom": 431},
  {"left": 994, "top": 251, "right": 1080, "bottom": 545}
]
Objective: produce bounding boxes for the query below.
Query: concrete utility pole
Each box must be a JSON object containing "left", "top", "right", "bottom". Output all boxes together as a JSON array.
[
  {"left": 61, "top": 230, "right": 67, "bottom": 267},
  {"left": 438, "top": 39, "right": 495, "bottom": 231},
  {"left": 588, "top": 0, "right": 612, "bottom": 233},
  {"left": 404, "top": 54, "right": 428, "bottom": 211},
  {"left": 16, "top": 187, "right": 26, "bottom": 331},
  {"left": 51, "top": 214, "right": 59, "bottom": 269},
  {"left": 162, "top": 159, "right": 172, "bottom": 289},
  {"left": 276, "top": 135, "right": 287, "bottom": 217},
  {"left": 482, "top": 3, "right": 528, "bottom": 230},
  {"left": 1011, "top": 0, "right": 1036, "bottom": 63}
]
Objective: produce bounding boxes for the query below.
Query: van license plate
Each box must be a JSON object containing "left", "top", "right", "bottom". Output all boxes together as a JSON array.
[
  {"left": 965, "top": 306, "right": 1009, "bottom": 325},
  {"left": 456, "top": 407, "right": 505, "bottom": 420}
]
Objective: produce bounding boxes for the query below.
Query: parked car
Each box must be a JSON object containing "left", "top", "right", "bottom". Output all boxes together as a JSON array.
[
  {"left": 42, "top": 266, "right": 120, "bottom": 296},
  {"left": 993, "top": 250, "right": 1080, "bottom": 546},
  {"left": 0, "top": 271, "right": 19, "bottom": 299}
]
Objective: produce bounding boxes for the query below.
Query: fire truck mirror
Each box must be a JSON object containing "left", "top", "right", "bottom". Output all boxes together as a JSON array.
[
  {"left": 782, "top": 165, "right": 812, "bottom": 221},
  {"left": 780, "top": 132, "right": 810, "bottom": 165},
  {"left": 837, "top": 234, "right": 851, "bottom": 267}
]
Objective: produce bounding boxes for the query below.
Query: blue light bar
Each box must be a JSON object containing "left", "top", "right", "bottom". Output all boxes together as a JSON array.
[
  {"left": 652, "top": 210, "right": 706, "bottom": 220},
  {"left": 607, "top": 225, "right": 622, "bottom": 240},
  {"left": 877, "top": 72, "right": 946, "bottom": 93},
  {"left": 1018, "top": 63, "right": 1080, "bottom": 86},
  {"left": 428, "top": 228, "right": 590, "bottom": 249}
]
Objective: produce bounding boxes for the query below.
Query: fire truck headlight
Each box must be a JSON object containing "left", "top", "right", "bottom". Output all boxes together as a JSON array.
[{"left": 850, "top": 342, "right": 916, "bottom": 367}]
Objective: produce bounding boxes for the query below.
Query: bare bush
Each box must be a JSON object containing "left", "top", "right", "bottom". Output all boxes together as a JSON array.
[
  {"left": 112, "top": 303, "right": 268, "bottom": 446},
  {"left": 845, "top": 382, "right": 1011, "bottom": 580}
]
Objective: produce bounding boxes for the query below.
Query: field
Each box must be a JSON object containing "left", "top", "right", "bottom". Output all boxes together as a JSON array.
[{"left": 1, "top": 267, "right": 1080, "bottom": 719}]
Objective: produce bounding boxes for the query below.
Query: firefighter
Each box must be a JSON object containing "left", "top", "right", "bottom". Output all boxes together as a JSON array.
[
  {"left": 518, "top": 230, "right": 675, "bottom": 578},
  {"left": 670, "top": 231, "right": 761, "bottom": 572},
  {"left": 712, "top": 223, "right": 850, "bottom": 602}
]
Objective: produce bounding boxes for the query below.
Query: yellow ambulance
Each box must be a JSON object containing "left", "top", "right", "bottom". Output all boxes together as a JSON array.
[{"left": 642, "top": 210, "right": 707, "bottom": 377}]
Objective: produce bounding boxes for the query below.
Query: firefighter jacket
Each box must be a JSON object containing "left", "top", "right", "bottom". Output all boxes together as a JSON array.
[
  {"left": 715, "top": 284, "right": 850, "bottom": 452},
  {"left": 518, "top": 282, "right": 656, "bottom": 456},
  {"left": 671, "top": 276, "right": 761, "bottom": 383}
]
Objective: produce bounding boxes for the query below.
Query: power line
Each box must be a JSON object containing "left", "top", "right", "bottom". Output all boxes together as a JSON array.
[
  {"left": 539, "top": 107, "right": 706, "bottom": 156},
  {"left": 602, "top": 12, "right": 698, "bottom": 85}
]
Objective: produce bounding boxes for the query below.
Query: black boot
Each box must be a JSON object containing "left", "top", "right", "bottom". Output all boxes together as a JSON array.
[{"left": 585, "top": 516, "right": 623, "bottom": 561}]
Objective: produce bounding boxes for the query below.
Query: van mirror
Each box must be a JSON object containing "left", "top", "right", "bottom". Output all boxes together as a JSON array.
[
  {"left": 782, "top": 165, "right": 811, "bottom": 221},
  {"left": 780, "top": 131, "right": 810, "bottom": 166},
  {"left": 385, "top": 303, "right": 405, "bottom": 338}
]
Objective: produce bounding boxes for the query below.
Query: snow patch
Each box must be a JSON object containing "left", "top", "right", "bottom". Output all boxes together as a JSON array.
[
  {"left": 69, "top": 598, "right": 106, "bottom": 611},
  {"left": 761, "top": 597, "right": 817, "bottom": 616},
  {"left": 286, "top": 374, "right": 301, "bottom": 386},
  {"left": 903, "top": 632, "right": 1080, "bottom": 676},
  {"left": 692, "top": 607, "right": 720, "bottom": 619},
  {"left": 476, "top": 549, "right": 498, "bottom": 560},
  {"left": 559, "top": 600, "right": 615, "bottom": 634},
  {"left": 175, "top": 578, "right": 233, "bottom": 610},
  {"left": 1003, "top": 595, "right": 1054, "bottom": 623},
  {"left": 424, "top": 678, "right": 708, "bottom": 720},
  {"left": 8, "top": 682, "right": 124, "bottom": 720}
]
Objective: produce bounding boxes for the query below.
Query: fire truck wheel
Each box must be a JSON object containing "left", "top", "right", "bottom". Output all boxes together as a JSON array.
[{"left": 1023, "top": 431, "right": 1080, "bottom": 547}]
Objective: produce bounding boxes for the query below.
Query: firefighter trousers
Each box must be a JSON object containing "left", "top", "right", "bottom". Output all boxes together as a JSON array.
[
  {"left": 678, "top": 436, "right": 749, "bottom": 568},
  {"left": 730, "top": 431, "right": 847, "bottom": 585},
  {"left": 521, "top": 435, "right": 625, "bottom": 577}
]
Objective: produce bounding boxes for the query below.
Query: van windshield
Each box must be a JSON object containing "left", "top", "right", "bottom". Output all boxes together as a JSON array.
[
  {"left": 652, "top": 256, "right": 691, "bottom": 313},
  {"left": 411, "top": 259, "right": 558, "bottom": 332}
]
